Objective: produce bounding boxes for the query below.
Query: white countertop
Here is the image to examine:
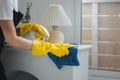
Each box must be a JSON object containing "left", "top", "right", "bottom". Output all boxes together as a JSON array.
[{"left": 78, "top": 45, "right": 92, "bottom": 51}]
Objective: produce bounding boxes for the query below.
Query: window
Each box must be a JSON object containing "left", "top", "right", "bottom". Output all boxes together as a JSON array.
[{"left": 82, "top": 2, "right": 120, "bottom": 71}]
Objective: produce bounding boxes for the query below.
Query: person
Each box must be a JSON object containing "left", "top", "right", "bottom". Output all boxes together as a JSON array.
[
  {"left": 0, "top": 0, "right": 32, "bottom": 79},
  {"left": 0, "top": 0, "right": 74, "bottom": 80}
]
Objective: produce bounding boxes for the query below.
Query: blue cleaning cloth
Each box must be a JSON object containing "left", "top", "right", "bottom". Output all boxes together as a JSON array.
[{"left": 48, "top": 47, "right": 80, "bottom": 69}]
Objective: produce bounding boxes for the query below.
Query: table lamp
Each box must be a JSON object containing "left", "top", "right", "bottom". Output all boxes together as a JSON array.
[{"left": 41, "top": 4, "right": 72, "bottom": 43}]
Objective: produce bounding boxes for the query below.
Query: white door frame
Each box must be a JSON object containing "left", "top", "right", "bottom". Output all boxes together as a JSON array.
[
  {"left": 83, "top": 0, "right": 120, "bottom": 3},
  {"left": 75, "top": 0, "right": 82, "bottom": 43},
  {"left": 91, "top": 3, "right": 98, "bottom": 68}
]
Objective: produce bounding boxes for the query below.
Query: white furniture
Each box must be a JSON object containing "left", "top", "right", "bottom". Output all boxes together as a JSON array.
[{"left": 1, "top": 45, "right": 91, "bottom": 80}]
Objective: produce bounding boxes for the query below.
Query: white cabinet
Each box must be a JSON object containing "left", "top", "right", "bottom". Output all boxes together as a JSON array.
[{"left": 1, "top": 45, "right": 91, "bottom": 80}]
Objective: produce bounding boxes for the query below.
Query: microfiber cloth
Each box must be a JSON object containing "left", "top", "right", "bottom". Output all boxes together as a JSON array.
[{"left": 48, "top": 47, "right": 80, "bottom": 69}]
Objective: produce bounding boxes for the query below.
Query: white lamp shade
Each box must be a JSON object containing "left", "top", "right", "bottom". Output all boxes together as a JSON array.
[{"left": 41, "top": 4, "right": 72, "bottom": 26}]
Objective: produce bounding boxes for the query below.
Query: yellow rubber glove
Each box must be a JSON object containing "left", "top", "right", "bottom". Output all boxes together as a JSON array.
[
  {"left": 32, "top": 40, "right": 74, "bottom": 57},
  {"left": 20, "top": 22, "right": 49, "bottom": 40}
]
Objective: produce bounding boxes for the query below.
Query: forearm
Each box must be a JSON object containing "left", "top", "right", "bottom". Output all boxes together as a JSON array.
[
  {"left": 0, "top": 20, "right": 32, "bottom": 50},
  {"left": 7, "top": 36, "right": 32, "bottom": 50}
]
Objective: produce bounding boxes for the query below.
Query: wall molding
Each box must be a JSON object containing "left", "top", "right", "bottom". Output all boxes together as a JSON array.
[{"left": 89, "top": 69, "right": 120, "bottom": 80}]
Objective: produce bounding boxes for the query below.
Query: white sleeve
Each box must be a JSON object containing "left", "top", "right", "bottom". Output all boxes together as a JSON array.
[{"left": 0, "top": 0, "right": 14, "bottom": 20}]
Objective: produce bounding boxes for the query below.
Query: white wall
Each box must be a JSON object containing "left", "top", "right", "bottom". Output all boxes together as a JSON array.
[{"left": 18, "top": 0, "right": 80, "bottom": 43}]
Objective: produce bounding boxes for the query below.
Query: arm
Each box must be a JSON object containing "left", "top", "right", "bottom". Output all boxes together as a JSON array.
[
  {"left": 0, "top": 0, "right": 72, "bottom": 57},
  {"left": 0, "top": 20, "right": 32, "bottom": 50},
  {"left": 0, "top": 20, "right": 74, "bottom": 57}
]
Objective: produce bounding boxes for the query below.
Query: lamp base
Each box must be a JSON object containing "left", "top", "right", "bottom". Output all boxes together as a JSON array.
[{"left": 48, "top": 29, "right": 64, "bottom": 43}]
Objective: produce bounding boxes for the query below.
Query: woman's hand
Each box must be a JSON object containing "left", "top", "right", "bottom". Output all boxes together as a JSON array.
[{"left": 20, "top": 22, "right": 50, "bottom": 40}]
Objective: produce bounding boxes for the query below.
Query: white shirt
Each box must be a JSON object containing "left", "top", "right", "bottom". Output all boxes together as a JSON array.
[{"left": 0, "top": 0, "right": 18, "bottom": 20}]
